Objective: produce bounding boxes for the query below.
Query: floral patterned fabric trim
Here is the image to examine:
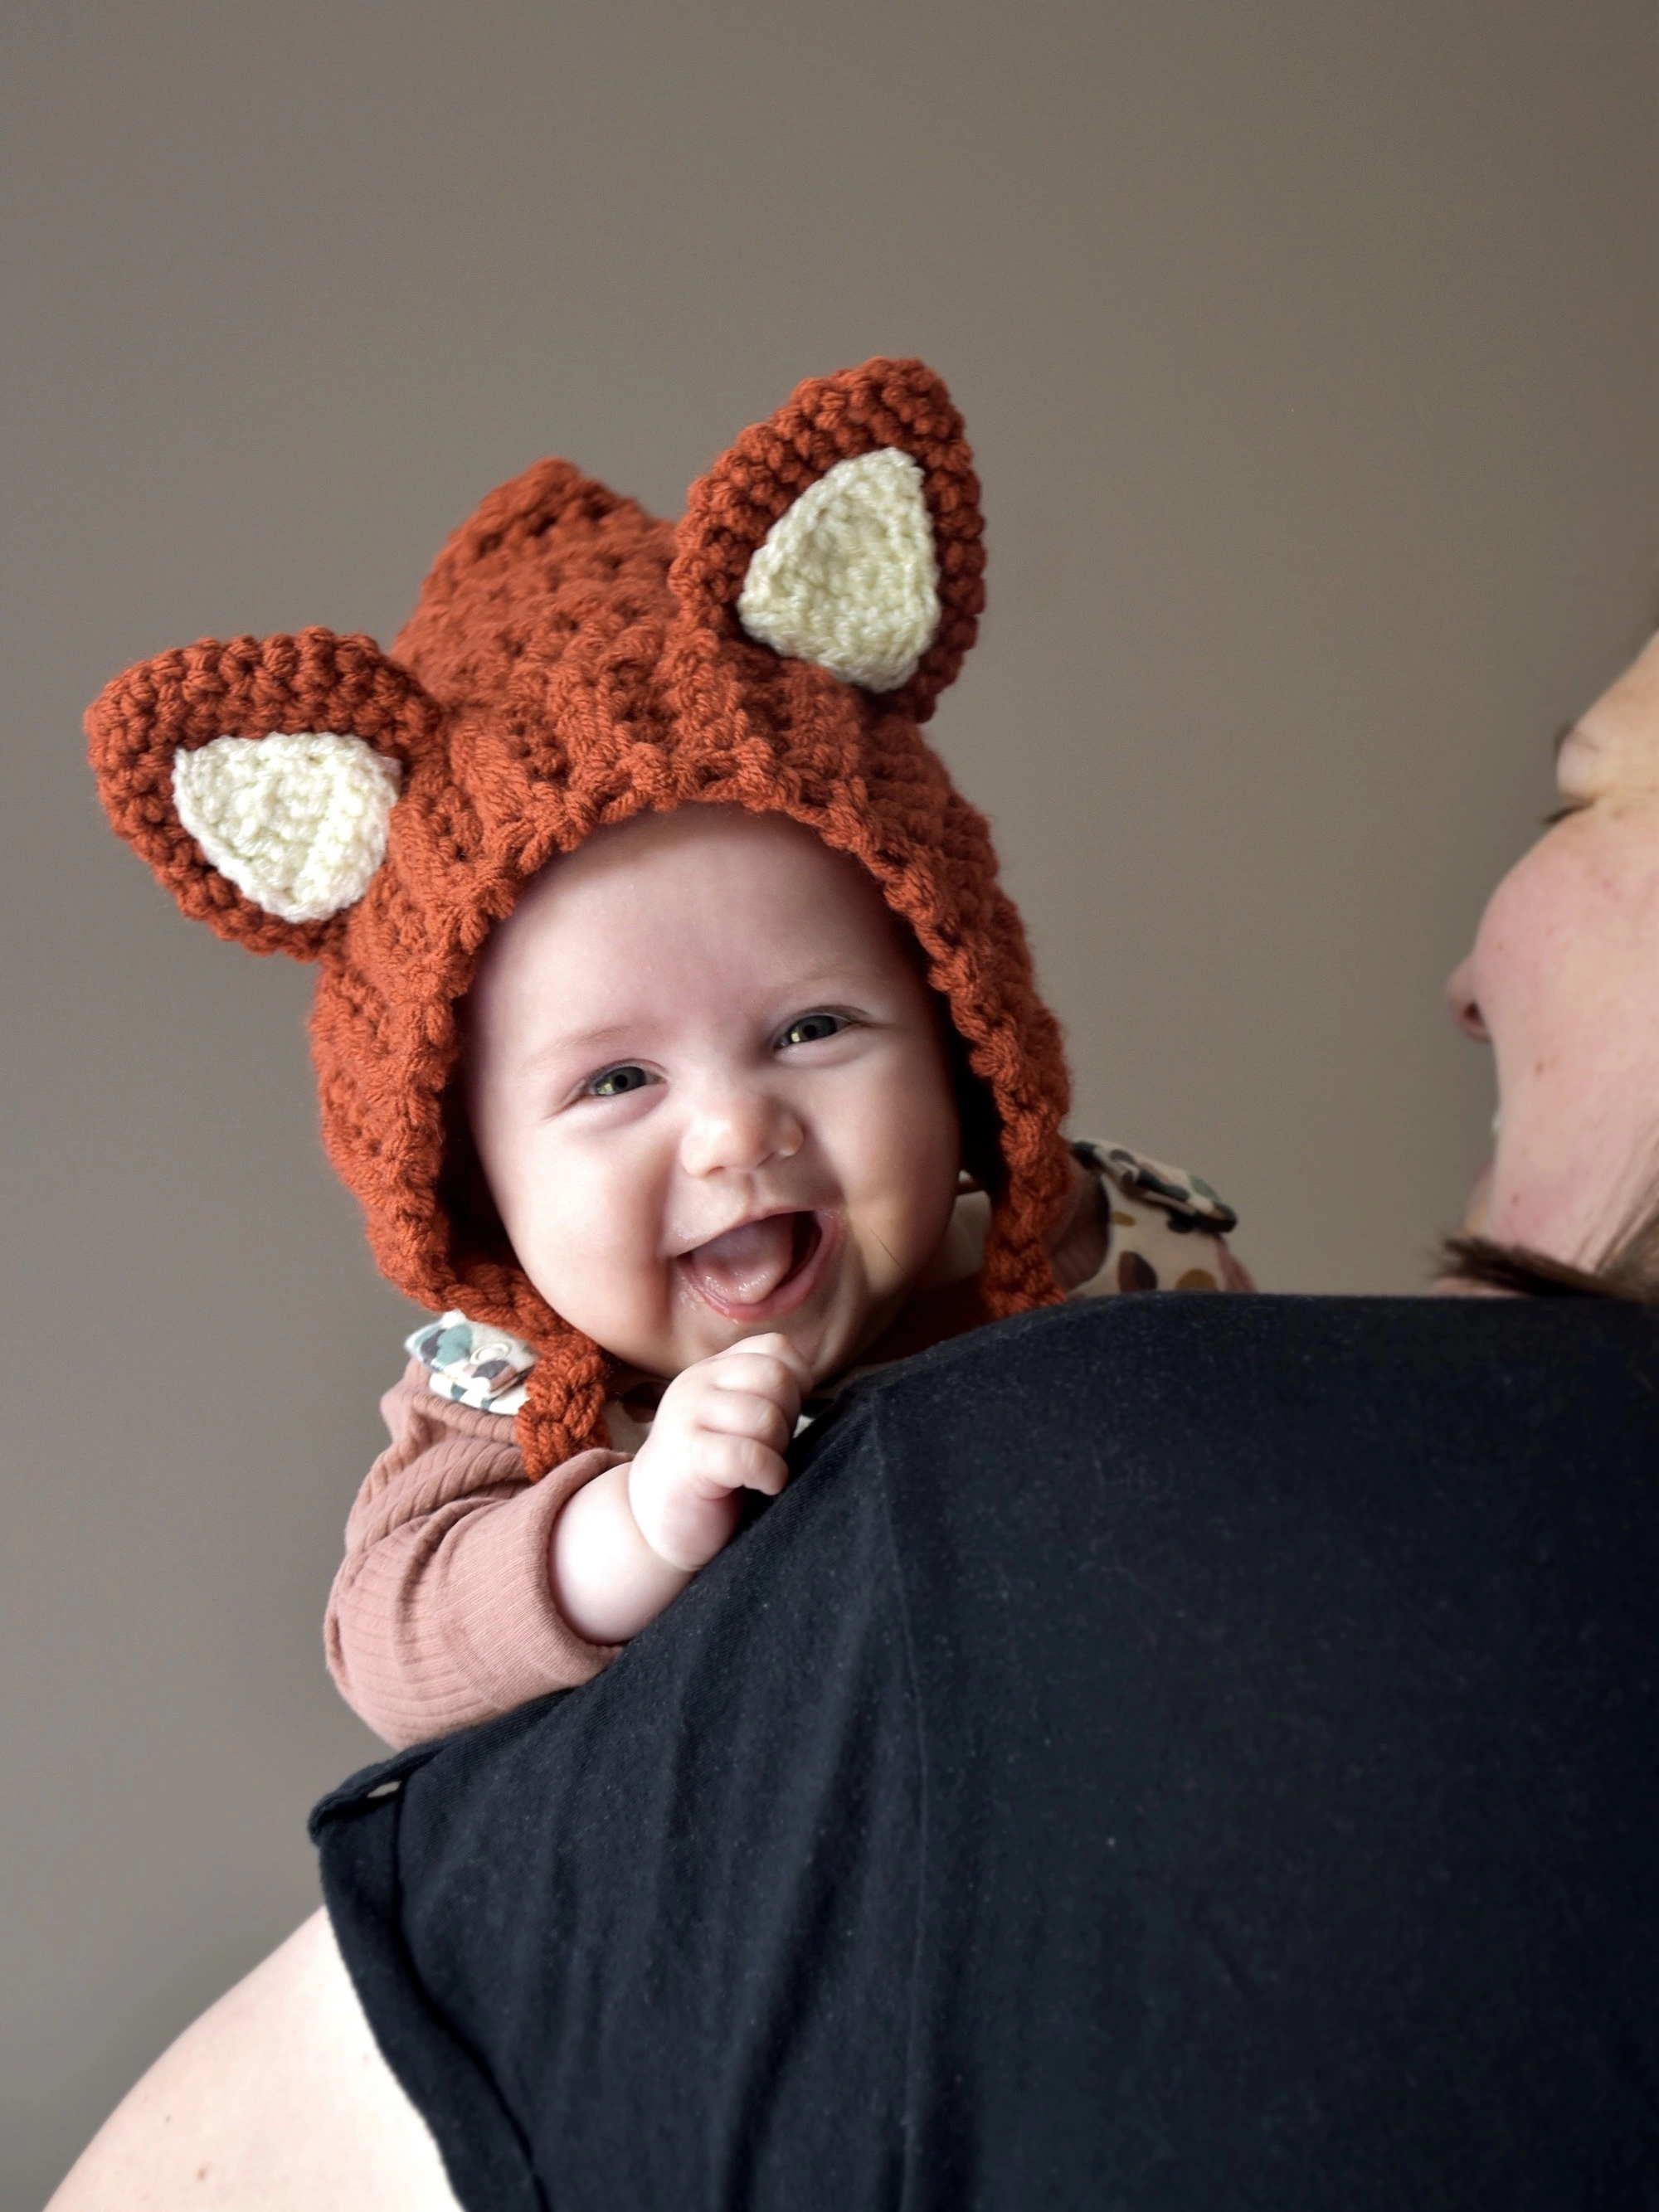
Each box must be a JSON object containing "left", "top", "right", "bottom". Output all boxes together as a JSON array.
[
  {"left": 405, "top": 1311, "right": 538, "bottom": 1417},
  {"left": 1073, "top": 1139, "right": 1238, "bottom": 1237},
  {"left": 1072, "top": 1140, "right": 1248, "bottom": 1297}
]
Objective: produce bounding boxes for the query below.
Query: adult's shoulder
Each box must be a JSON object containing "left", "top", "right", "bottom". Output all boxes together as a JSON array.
[
  {"left": 838, "top": 1288, "right": 1659, "bottom": 1461},
  {"left": 318, "top": 1286, "right": 1659, "bottom": 2210}
]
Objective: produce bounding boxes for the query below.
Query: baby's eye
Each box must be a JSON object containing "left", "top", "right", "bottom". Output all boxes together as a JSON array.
[
  {"left": 778, "top": 1011, "right": 848, "bottom": 1049},
  {"left": 586, "top": 1063, "right": 653, "bottom": 1098}
]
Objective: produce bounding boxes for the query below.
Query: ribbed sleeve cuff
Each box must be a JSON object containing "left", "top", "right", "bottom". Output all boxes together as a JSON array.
[{"left": 433, "top": 1449, "right": 627, "bottom": 1726}]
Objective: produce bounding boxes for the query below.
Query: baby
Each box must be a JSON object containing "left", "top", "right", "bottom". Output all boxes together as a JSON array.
[{"left": 88, "top": 358, "right": 1246, "bottom": 1749}]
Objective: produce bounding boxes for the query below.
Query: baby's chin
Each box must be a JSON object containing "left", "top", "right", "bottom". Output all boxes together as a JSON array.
[
  {"left": 654, "top": 1273, "right": 893, "bottom": 1388},
  {"left": 666, "top": 1302, "right": 861, "bottom": 1386}
]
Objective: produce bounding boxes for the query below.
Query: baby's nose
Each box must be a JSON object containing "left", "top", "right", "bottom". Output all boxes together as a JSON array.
[
  {"left": 1444, "top": 955, "right": 1489, "bottom": 1042},
  {"left": 680, "top": 1083, "right": 804, "bottom": 1177}
]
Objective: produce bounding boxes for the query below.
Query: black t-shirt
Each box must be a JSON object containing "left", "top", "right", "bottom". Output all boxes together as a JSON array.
[{"left": 314, "top": 1294, "right": 1659, "bottom": 2210}]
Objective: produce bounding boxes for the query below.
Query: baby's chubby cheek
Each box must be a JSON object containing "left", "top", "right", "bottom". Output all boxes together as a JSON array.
[
  {"left": 511, "top": 1186, "right": 670, "bottom": 1350},
  {"left": 849, "top": 1163, "right": 962, "bottom": 1315}
]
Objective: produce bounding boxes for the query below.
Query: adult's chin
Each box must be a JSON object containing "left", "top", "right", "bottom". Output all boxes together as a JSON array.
[{"left": 1461, "top": 1162, "right": 1494, "bottom": 1237}]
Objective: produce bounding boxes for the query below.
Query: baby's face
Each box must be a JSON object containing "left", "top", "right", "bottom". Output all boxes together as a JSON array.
[{"left": 465, "top": 805, "right": 964, "bottom": 1383}]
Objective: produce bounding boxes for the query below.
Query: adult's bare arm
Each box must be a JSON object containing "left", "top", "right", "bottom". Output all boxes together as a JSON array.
[{"left": 46, "top": 1910, "right": 457, "bottom": 2212}]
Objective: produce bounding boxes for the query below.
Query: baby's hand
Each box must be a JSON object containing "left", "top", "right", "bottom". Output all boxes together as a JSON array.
[
  {"left": 628, "top": 1334, "right": 811, "bottom": 1573},
  {"left": 548, "top": 1334, "right": 810, "bottom": 1646}
]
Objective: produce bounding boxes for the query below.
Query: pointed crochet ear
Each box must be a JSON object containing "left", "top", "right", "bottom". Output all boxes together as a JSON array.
[
  {"left": 671, "top": 357, "right": 985, "bottom": 722},
  {"left": 87, "top": 628, "right": 440, "bottom": 957}
]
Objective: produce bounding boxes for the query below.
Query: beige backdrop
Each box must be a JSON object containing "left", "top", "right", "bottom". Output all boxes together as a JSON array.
[{"left": 4, "top": 2, "right": 1657, "bottom": 2202}]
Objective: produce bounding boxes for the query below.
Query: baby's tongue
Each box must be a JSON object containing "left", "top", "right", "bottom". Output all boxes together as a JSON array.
[{"left": 684, "top": 1214, "right": 800, "bottom": 1307}]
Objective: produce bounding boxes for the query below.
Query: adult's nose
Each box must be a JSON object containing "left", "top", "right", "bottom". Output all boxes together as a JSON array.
[
  {"left": 679, "top": 1079, "right": 804, "bottom": 1179},
  {"left": 1444, "top": 955, "right": 1490, "bottom": 1042}
]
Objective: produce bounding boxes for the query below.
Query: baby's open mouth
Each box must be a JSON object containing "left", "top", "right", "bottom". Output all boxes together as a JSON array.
[{"left": 680, "top": 1210, "right": 827, "bottom": 1315}]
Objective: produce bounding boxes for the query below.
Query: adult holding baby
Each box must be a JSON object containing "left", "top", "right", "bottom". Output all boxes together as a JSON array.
[{"left": 51, "top": 367, "right": 1659, "bottom": 2208}]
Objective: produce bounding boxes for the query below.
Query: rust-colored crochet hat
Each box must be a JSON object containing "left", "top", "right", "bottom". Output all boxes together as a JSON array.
[{"left": 90, "top": 358, "right": 1072, "bottom": 1473}]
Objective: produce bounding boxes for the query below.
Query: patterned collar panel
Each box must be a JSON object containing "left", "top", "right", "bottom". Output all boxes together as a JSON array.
[{"left": 405, "top": 1313, "right": 538, "bottom": 1417}]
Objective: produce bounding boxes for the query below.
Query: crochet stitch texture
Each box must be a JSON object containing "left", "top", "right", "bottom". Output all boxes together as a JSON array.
[{"left": 88, "top": 359, "right": 1073, "bottom": 1474}]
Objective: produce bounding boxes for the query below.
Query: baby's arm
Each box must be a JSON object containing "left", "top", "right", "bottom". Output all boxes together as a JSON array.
[
  {"left": 550, "top": 1334, "right": 810, "bottom": 1644},
  {"left": 329, "top": 1335, "right": 809, "bottom": 1744},
  {"left": 326, "top": 1368, "right": 628, "bottom": 1746}
]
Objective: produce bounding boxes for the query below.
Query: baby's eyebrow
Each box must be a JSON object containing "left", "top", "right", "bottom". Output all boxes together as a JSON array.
[{"left": 516, "top": 1022, "right": 635, "bottom": 1075}]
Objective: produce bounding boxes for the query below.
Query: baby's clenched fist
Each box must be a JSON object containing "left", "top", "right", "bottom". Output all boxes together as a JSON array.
[{"left": 627, "top": 1334, "right": 811, "bottom": 1573}]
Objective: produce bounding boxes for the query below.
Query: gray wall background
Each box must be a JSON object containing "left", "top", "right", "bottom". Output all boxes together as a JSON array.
[{"left": 4, "top": 2, "right": 1657, "bottom": 2202}]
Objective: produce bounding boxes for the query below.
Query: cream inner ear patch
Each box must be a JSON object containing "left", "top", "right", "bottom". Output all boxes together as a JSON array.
[
  {"left": 737, "top": 446, "right": 941, "bottom": 691},
  {"left": 172, "top": 732, "right": 401, "bottom": 923}
]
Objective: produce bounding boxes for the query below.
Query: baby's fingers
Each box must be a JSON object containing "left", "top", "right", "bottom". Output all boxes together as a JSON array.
[
  {"left": 680, "top": 1427, "right": 791, "bottom": 1498},
  {"left": 721, "top": 1330, "right": 811, "bottom": 1381},
  {"left": 694, "top": 1383, "right": 796, "bottom": 1455},
  {"left": 710, "top": 1336, "right": 810, "bottom": 1412}
]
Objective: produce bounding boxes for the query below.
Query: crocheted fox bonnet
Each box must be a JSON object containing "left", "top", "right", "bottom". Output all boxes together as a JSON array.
[{"left": 90, "top": 358, "right": 1073, "bottom": 1474}]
